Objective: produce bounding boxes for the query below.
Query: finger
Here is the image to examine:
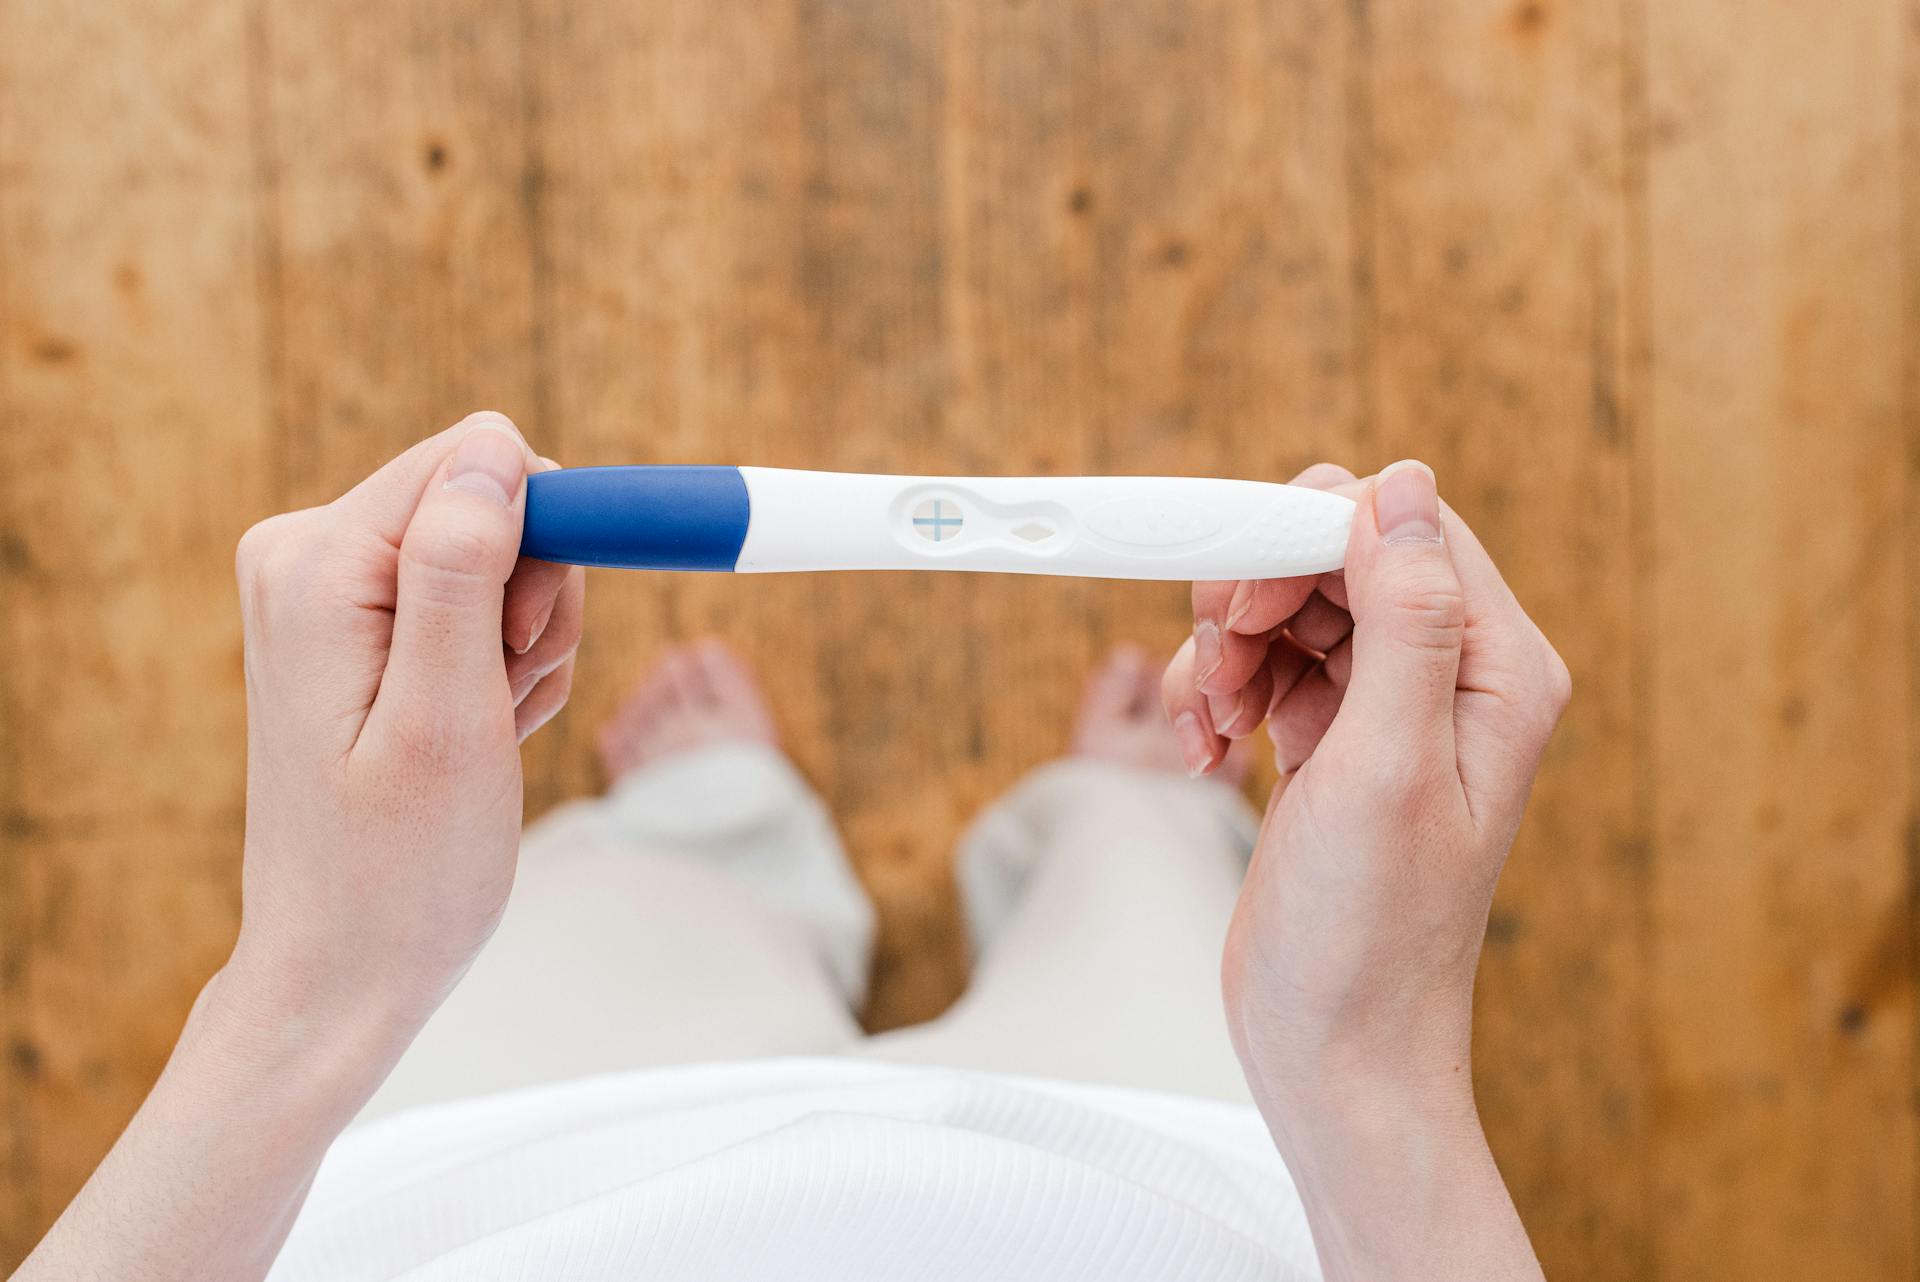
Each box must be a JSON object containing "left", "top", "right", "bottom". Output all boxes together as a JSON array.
[
  {"left": 1215, "top": 463, "right": 1356, "bottom": 639},
  {"left": 1318, "top": 571, "right": 1349, "bottom": 612},
  {"left": 506, "top": 564, "right": 585, "bottom": 702},
  {"left": 1269, "top": 666, "right": 1345, "bottom": 776},
  {"left": 1207, "top": 657, "right": 1275, "bottom": 739},
  {"left": 1432, "top": 501, "right": 1573, "bottom": 810},
  {"left": 1223, "top": 576, "right": 1320, "bottom": 637},
  {"left": 1191, "top": 581, "right": 1237, "bottom": 687},
  {"left": 330, "top": 411, "right": 535, "bottom": 548},
  {"left": 1198, "top": 618, "right": 1275, "bottom": 697},
  {"left": 501, "top": 457, "right": 572, "bottom": 654},
  {"left": 516, "top": 657, "right": 576, "bottom": 742},
  {"left": 1333, "top": 459, "right": 1465, "bottom": 763},
  {"left": 1436, "top": 499, "right": 1548, "bottom": 671},
  {"left": 1281, "top": 590, "right": 1353, "bottom": 658},
  {"left": 1320, "top": 634, "right": 1354, "bottom": 690},
  {"left": 363, "top": 423, "right": 532, "bottom": 748},
  {"left": 1290, "top": 461, "right": 1358, "bottom": 491},
  {"left": 1424, "top": 496, "right": 1563, "bottom": 719},
  {"left": 1162, "top": 635, "right": 1228, "bottom": 776}
]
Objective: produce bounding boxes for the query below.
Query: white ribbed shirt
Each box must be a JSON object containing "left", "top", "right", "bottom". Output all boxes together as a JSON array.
[{"left": 270, "top": 1059, "right": 1320, "bottom": 1281}]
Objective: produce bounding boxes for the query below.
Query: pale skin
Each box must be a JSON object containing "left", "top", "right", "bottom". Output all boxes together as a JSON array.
[
  {"left": 15, "top": 423, "right": 1565, "bottom": 1282},
  {"left": 1166, "top": 459, "right": 1567, "bottom": 1281}
]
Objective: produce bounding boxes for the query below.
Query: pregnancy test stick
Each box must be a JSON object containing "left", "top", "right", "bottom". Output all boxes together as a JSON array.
[{"left": 521, "top": 466, "right": 1354, "bottom": 581}]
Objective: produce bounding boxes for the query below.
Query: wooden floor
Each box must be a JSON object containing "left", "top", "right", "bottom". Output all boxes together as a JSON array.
[{"left": 1, "top": 0, "right": 1912, "bottom": 1274}]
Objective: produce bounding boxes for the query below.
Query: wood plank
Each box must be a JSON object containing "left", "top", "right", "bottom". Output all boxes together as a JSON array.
[
  {"left": 4, "top": 3, "right": 1913, "bottom": 1271},
  {"left": 513, "top": 0, "right": 820, "bottom": 914},
  {"left": 259, "top": 0, "right": 545, "bottom": 500},
  {"left": 0, "top": 0, "right": 271, "bottom": 1260},
  {"left": 1359, "top": 0, "right": 1646, "bottom": 1274},
  {"left": 523, "top": 0, "right": 1363, "bottom": 1027},
  {"left": 1644, "top": 1, "right": 1911, "bottom": 1276},
  {"left": 255, "top": 0, "right": 551, "bottom": 795},
  {"left": 1072, "top": 0, "right": 1368, "bottom": 692},
  {"left": 522, "top": 0, "right": 972, "bottom": 1026}
]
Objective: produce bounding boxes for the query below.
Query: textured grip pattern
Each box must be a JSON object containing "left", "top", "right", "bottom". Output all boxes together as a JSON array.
[{"left": 1242, "top": 495, "right": 1350, "bottom": 572}]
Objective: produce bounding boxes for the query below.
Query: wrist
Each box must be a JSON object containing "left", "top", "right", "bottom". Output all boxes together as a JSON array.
[
  {"left": 187, "top": 948, "right": 430, "bottom": 1127},
  {"left": 1241, "top": 1042, "right": 1540, "bottom": 1281},
  {"left": 1232, "top": 980, "right": 1477, "bottom": 1120}
]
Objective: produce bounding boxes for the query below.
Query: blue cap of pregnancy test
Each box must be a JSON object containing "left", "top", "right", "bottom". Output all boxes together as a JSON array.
[{"left": 521, "top": 466, "right": 752, "bottom": 571}]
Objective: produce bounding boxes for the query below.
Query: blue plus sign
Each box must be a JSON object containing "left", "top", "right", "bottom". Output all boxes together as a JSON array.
[{"left": 913, "top": 499, "right": 963, "bottom": 542}]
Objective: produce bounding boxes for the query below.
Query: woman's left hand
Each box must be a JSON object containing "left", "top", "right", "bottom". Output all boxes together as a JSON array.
[
  {"left": 16, "top": 412, "right": 586, "bottom": 1282},
  {"left": 230, "top": 411, "right": 585, "bottom": 1028}
]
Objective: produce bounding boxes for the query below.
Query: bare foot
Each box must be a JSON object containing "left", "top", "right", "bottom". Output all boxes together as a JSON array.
[
  {"left": 597, "top": 640, "right": 780, "bottom": 782},
  {"left": 1073, "top": 644, "right": 1249, "bottom": 785}
]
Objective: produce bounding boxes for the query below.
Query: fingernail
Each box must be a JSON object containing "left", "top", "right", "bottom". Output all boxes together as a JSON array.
[
  {"left": 510, "top": 671, "right": 538, "bottom": 704},
  {"left": 517, "top": 597, "right": 556, "bottom": 655},
  {"left": 1174, "top": 711, "right": 1214, "bottom": 778},
  {"left": 1207, "top": 689, "right": 1247, "bottom": 737},
  {"left": 1374, "top": 459, "right": 1442, "bottom": 545},
  {"left": 444, "top": 426, "right": 527, "bottom": 506},
  {"left": 1224, "top": 581, "right": 1254, "bottom": 631},
  {"left": 1194, "top": 619, "right": 1223, "bottom": 687}
]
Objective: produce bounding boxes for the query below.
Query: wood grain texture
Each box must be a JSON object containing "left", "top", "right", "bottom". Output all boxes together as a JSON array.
[
  {"left": 1643, "top": 1, "right": 1912, "bottom": 1275},
  {"left": 2, "top": 1, "right": 1915, "bottom": 1274},
  {"left": 0, "top": 0, "right": 272, "bottom": 1244},
  {"left": 1359, "top": 0, "right": 1647, "bottom": 1273}
]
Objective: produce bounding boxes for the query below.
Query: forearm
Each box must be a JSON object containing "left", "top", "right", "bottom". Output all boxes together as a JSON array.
[
  {"left": 1253, "top": 1063, "right": 1542, "bottom": 1282},
  {"left": 15, "top": 960, "right": 416, "bottom": 1282}
]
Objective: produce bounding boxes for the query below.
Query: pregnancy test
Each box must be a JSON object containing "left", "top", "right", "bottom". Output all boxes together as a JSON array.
[{"left": 521, "top": 466, "right": 1354, "bottom": 581}]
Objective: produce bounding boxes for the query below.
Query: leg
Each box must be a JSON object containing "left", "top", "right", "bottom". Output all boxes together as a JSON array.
[
  {"left": 363, "top": 642, "right": 872, "bottom": 1119},
  {"left": 864, "top": 647, "right": 1259, "bottom": 1102}
]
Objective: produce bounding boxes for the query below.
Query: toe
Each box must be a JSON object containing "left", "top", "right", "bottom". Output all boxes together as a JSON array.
[
  {"left": 596, "top": 722, "right": 631, "bottom": 777},
  {"left": 1088, "top": 644, "right": 1144, "bottom": 711},
  {"left": 1124, "top": 649, "right": 1163, "bottom": 719},
  {"left": 665, "top": 646, "right": 710, "bottom": 707},
  {"left": 630, "top": 649, "right": 690, "bottom": 758},
  {"left": 696, "top": 639, "right": 780, "bottom": 743},
  {"left": 1073, "top": 647, "right": 1137, "bottom": 749}
]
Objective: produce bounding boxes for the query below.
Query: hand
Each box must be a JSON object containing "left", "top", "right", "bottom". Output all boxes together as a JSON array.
[
  {"left": 229, "top": 411, "right": 585, "bottom": 1035},
  {"left": 1164, "top": 460, "right": 1567, "bottom": 1280},
  {"left": 16, "top": 413, "right": 588, "bottom": 1282}
]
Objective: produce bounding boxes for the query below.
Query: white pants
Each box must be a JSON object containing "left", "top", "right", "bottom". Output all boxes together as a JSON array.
[{"left": 364, "top": 746, "right": 1260, "bottom": 1121}]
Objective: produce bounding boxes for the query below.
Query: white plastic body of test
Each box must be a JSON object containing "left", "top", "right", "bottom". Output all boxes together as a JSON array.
[{"left": 733, "top": 467, "right": 1355, "bottom": 581}]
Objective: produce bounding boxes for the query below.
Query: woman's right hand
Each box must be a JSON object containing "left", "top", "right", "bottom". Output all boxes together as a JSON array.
[{"left": 1164, "top": 460, "right": 1568, "bottom": 1282}]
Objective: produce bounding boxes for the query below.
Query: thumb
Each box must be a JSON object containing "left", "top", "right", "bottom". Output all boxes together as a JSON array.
[
  {"left": 1335, "top": 460, "right": 1465, "bottom": 756},
  {"left": 379, "top": 422, "right": 532, "bottom": 723}
]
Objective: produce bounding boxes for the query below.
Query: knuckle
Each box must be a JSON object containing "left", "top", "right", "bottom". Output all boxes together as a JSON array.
[
  {"left": 1542, "top": 644, "right": 1574, "bottom": 713},
  {"left": 235, "top": 514, "right": 297, "bottom": 586},
  {"left": 235, "top": 513, "right": 317, "bottom": 621},
  {"left": 403, "top": 516, "right": 507, "bottom": 584},
  {"left": 1384, "top": 574, "right": 1466, "bottom": 650}
]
